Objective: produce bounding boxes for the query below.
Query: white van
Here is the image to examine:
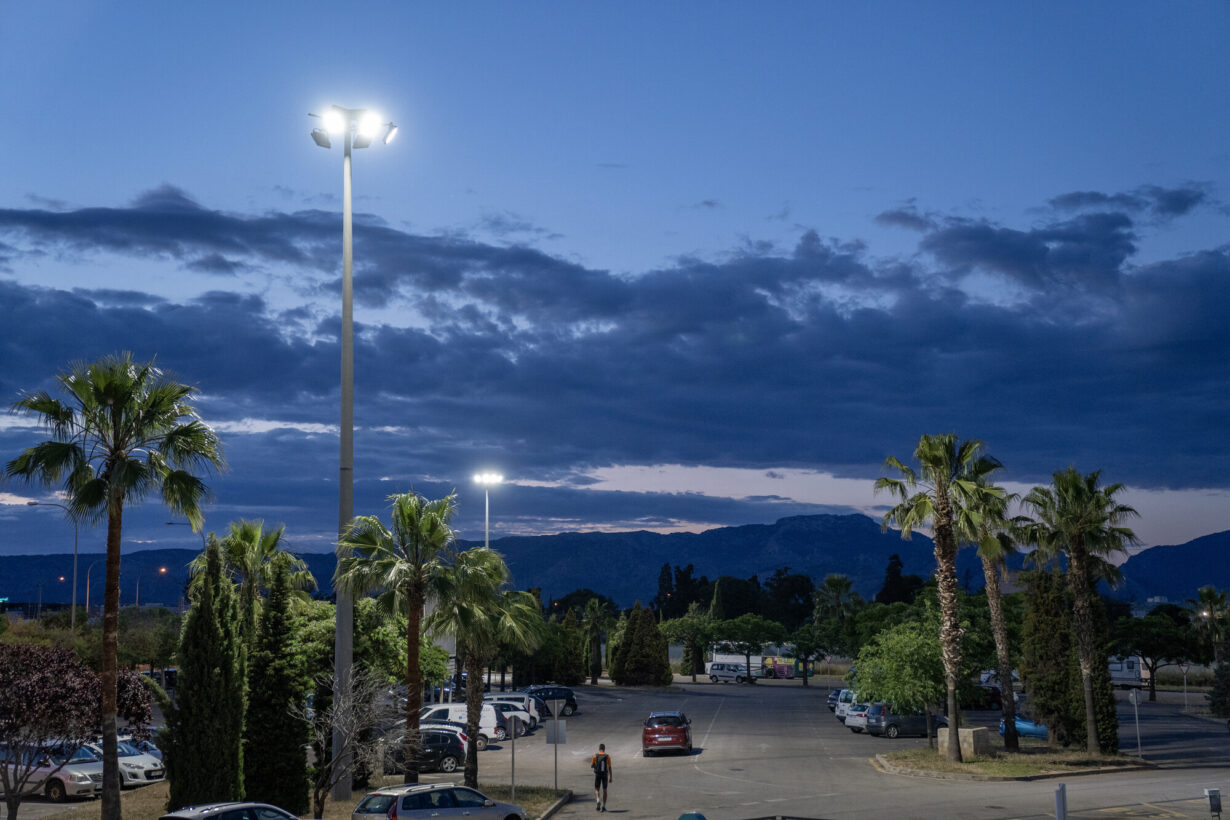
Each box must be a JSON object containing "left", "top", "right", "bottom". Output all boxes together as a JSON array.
[
  {"left": 707, "top": 662, "right": 752, "bottom": 684},
  {"left": 418, "top": 703, "right": 507, "bottom": 748}
]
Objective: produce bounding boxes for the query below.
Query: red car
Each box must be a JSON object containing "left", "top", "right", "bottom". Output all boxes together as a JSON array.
[{"left": 641, "top": 711, "right": 692, "bottom": 756}]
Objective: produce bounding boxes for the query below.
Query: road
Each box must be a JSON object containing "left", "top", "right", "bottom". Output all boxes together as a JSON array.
[{"left": 453, "top": 678, "right": 1229, "bottom": 820}]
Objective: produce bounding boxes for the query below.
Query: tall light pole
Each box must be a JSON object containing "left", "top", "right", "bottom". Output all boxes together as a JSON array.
[
  {"left": 85, "top": 561, "right": 100, "bottom": 619},
  {"left": 310, "top": 103, "right": 397, "bottom": 800},
  {"left": 135, "top": 567, "right": 167, "bottom": 608},
  {"left": 27, "top": 500, "right": 79, "bottom": 630},
  {"left": 473, "top": 473, "right": 503, "bottom": 548}
]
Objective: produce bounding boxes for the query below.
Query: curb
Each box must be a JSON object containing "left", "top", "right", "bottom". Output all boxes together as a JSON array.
[
  {"left": 539, "top": 789, "right": 573, "bottom": 820},
  {"left": 873, "top": 754, "right": 1156, "bottom": 782}
]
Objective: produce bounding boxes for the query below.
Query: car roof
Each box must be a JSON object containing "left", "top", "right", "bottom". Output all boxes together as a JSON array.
[
  {"left": 161, "top": 802, "right": 285, "bottom": 818},
  {"left": 647, "top": 710, "right": 685, "bottom": 718}
]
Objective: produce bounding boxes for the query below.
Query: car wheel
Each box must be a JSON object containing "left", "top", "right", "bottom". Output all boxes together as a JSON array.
[
  {"left": 494, "top": 726, "right": 508, "bottom": 741},
  {"left": 710, "top": 675, "right": 719, "bottom": 683},
  {"left": 850, "top": 727, "right": 862, "bottom": 733},
  {"left": 685, "top": 743, "right": 692, "bottom": 754},
  {"left": 562, "top": 704, "right": 575, "bottom": 716},
  {"left": 643, "top": 747, "right": 652, "bottom": 757},
  {"left": 438, "top": 755, "right": 459, "bottom": 773},
  {"left": 885, "top": 724, "right": 900, "bottom": 739},
  {"left": 735, "top": 676, "right": 744, "bottom": 684},
  {"left": 45, "top": 779, "right": 67, "bottom": 803},
  {"left": 475, "top": 734, "right": 489, "bottom": 751}
]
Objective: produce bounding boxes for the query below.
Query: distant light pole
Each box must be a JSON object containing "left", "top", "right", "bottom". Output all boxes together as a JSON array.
[
  {"left": 27, "top": 500, "right": 79, "bottom": 630},
  {"left": 166, "top": 520, "right": 207, "bottom": 550},
  {"left": 473, "top": 473, "right": 503, "bottom": 548},
  {"left": 135, "top": 567, "right": 168, "bottom": 608},
  {"left": 84, "top": 561, "right": 100, "bottom": 619},
  {"left": 309, "top": 103, "right": 397, "bottom": 801}
]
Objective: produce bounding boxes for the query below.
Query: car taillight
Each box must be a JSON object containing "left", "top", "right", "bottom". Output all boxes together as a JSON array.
[{"left": 387, "top": 802, "right": 397, "bottom": 820}]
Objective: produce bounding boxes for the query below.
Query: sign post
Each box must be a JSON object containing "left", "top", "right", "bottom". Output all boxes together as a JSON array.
[
  {"left": 545, "top": 699, "right": 567, "bottom": 791},
  {"left": 1180, "top": 663, "right": 1190, "bottom": 711},
  {"left": 510, "top": 715, "right": 519, "bottom": 803},
  {"left": 1128, "top": 688, "right": 1142, "bottom": 757}
]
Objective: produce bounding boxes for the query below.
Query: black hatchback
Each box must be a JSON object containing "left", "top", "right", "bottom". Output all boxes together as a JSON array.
[{"left": 385, "top": 731, "right": 465, "bottom": 774}]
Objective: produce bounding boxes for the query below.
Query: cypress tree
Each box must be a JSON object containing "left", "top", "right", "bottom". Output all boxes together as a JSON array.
[
  {"left": 165, "top": 538, "right": 245, "bottom": 809},
  {"left": 709, "top": 580, "right": 727, "bottom": 621},
  {"left": 1208, "top": 662, "right": 1230, "bottom": 718},
  {"left": 243, "top": 563, "right": 309, "bottom": 813},
  {"left": 1020, "top": 568, "right": 1075, "bottom": 744},
  {"left": 1065, "top": 597, "right": 1119, "bottom": 754}
]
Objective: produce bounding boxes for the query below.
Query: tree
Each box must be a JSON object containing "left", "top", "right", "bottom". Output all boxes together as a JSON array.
[
  {"left": 953, "top": 478, "right": 1022, "bottom": 750},
  {"left": 427, "top": 547, "right": 544, "bottom": 787},
  {"left": 1114, "top": 612, "right": 1192, "bottom": 702},
  {"left": 1208, "top": 661, "right": 1230, "bottom": 718},
  {"left": 1019, "top": 568, "right": 1075, "bottom": 745},
  {"left": 661, "top": 603, "right": 712, "bottom": 682},
  {"left": 764, "top": 568, "right": 815, "bottom": 632},
  {"left": 875, "top": 555, "right": 924, "bottom": 605},
  {"left": 853, "top": 619, "right": 946, "bottom": 746},
  {"left": 876, "top": 433, "right": 1003, "bottom": 761},
  {"left": 611, "top": 605, "right": 673, "bottom": 686},
  {"left": 788, "top": 622, "right": 826, "bottom": 687},
  {"left": 333, "top": 491, "right": 458, "bottom": 784},
  {"left": 1022, "top": 467, "right": 1138, "bottom": 755},
  {"left": 6, "top": 353, "right": 224, "bottom": 820},
  {"left": 1187, "top": 585, "right": 1229, "bottom": 666},
  {"left": 163, "top": 537, "right": 245, "bottom": 808},
  {"left": 814, "top": 574, "right": 863, "bottom": 657},
  {"left": 290, "top": 668, "right": 396, "bottom": 819},
  {"left": 714, "top": 613, "right": 787, "bottom": 682},
  {"left": 242, "top": 562, "right": 309, "bottom": 814},
  {"left": 189, "top": 518, "right": 316, "bottom": 651},
  {"left": 582, "top": 597, "right": 615, "bottom": 684}
]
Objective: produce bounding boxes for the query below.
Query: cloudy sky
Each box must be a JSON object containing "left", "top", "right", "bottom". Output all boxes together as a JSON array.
[{"left": 2, "top": 2, "right": 1228, "bottom": 563}]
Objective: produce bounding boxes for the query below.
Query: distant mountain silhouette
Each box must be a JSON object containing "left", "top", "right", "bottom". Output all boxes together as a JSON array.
[{"left": 3, "top": 515, "right": 1226, "bottom": 613}]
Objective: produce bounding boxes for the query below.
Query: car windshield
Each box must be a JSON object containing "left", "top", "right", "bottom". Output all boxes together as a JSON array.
[
  {"left": 356, "top": 794, "right": 399, "bottom": 814},
  {"left": 647, "top": 716, "right": 682, "bottom": 728}
]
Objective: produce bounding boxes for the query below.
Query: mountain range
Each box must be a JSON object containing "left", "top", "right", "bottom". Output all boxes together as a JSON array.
[{"left": 1, "top": 514, "right": 1226, "bottom": 613}]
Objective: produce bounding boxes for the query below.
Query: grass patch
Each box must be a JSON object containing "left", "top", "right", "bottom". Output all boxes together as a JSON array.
[
  {"left": 37, "top": 777, "right": 566, "bottom": 820},
  {"left": 883, "top": 744, "right": 1150, "bottom": 778}
]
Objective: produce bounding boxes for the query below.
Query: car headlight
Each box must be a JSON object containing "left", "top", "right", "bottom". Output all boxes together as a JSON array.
[
  {"left": 122, "top": 762, "right": 142, "bottom": 770},
  {"left": 69, "top": 773, "right": 92, "bottom": 783}
]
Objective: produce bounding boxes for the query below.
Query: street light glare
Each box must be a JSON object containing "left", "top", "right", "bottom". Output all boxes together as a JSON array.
[
  {"left": 323, "top": 109, "right": 345, "bottom": 135},
  {"left": 359, "top": 112, "right": 382, "bottom": 138},
  {"left": 383, "top": 123, "right": 398, "bottom": 144},
  {"left": 473, "top": 472, "right": 503, "bottom": 485}
]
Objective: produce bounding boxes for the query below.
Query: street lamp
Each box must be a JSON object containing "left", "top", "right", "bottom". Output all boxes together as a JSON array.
[
  {"left": 135, "top": 567, "right": 168, "bottom": 608},
  {"left": 473, "top": 473, "right": 503, "bottom": 549},
  {"left": 310, "top": 103, "right": 396, "bottom": 801},
  {"left": 27, "top": 500, "right": 79, "bottom": 631}
]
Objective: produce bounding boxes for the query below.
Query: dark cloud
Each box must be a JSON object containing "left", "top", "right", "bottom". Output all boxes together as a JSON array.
[
  {"left": 1048, "top": 183, "right": 1209, "bottom": 221},
  {"left": 1, "top": 184, "right": 1227, "bottom": 554},
  {"left": 876, "top": 205, "right": 937, "bottom": 232}
]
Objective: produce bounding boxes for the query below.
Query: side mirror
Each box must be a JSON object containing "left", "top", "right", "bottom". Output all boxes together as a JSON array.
[{"left": 483, "top": 800, "right": 494, "bottom": 807}]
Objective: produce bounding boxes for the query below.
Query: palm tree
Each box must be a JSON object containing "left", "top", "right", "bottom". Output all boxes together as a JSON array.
[
  {"left": 953, "top": 480, "right": 1021, "bottom": 750},
  {"left": 875, "top": 433, "right": 1003, "bottom": 762},
  {"left": 189, "top": 518, "right": 316, "bottom": 647},
  {"left": 582, "top": 597, "right": 615, "bottom": 684},
  {"left": 1187, "top": 585, "right": 1229, "bottom": 666},
  {"left": 426, "top": 547, "right": 543, "bottom": 788},
  {"left": 814, "top": 573, "right": 859, "bottom": 623},
  {"left": 5, "top": 353, "right": 223, "bottom": 820},
  {"left": 333, "top": 491, "right": 458, "bottom": 784},
  {"left": 1021, "top": 467, "right": 1138, "bottom": 755}
]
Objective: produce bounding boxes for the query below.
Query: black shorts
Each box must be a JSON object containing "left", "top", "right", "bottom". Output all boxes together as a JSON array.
[{"left": 594, "top": 772, "right": 609, "bottom": 789}]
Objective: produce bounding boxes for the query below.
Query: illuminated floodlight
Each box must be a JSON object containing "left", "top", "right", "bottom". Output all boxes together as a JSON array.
[
  {"left": 359, "top": 112, "right": 382, "bottom": 138},
  {"left": 311, "top": 128, "right": 332, "bottom": 149},
  {"left": 323, "top": 109, "right": 346, "bottom": 135},
  {"left": 384, "top": 123, "right": 399, "bottom": 144},
  {"left": 473, "top": 472, "right": 503, "bottom": 485}
]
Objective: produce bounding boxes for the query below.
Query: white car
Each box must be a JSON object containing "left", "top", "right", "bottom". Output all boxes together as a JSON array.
[
  {"left": 845, "top": 701, "right": 871, "bottom": 733},
  {"left": 86, "top": 741, "right": 164, "bottom": 787},
  {"left": 835, "top": 689, "right": 858, "bottom": 722},
  {"left": 707, "top": 662, "right": 752, "bottom": 684},
  {"left": 483, "top": 693, "right": 540, "bottom": 728},
  {"left": 1, "top": 744, "right": 102, "bottom": 802},
  {"left": 418, "top": 704, "right": 505, "bottom": 749},
  {"left": 483, "top": 701, "right": 534, "bottom": 735}
]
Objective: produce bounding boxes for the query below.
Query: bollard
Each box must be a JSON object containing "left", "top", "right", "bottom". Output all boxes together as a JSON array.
[{"left": 1056, "top": 783, "right": 1067, "bottom": 820}]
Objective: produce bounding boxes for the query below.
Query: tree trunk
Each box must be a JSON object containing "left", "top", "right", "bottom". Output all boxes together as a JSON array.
[
  {"left": 403, "top": 582, "right": 423, "bottom": 784},
  {"left": 463, "top": 652, "right": 484, "bottom": 789},
  {"left": 933, "top": 491, "right": 964, "bottom": 762},
  {"left": 100, "top": 504, "right": 124, "bottom": 820},
  {"left": 1068, "top": 542, "right": 1101, "bottom": 754},
  {"left": 982, "top": 555, "right": 1018, "bottom": 751},
  {"left": 590, "top": 633, "right": 601, "bottom": 685}
]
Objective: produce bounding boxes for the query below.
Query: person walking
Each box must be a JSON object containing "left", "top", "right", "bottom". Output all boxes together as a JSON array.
[{"left": 590, "top": 742, "right": 613, "bottom": 811}]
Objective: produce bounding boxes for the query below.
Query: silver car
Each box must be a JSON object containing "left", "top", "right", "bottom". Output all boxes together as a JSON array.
[
  {"left": 1, "top": 744, "right": 102, "bottom": 802},
  {"left": 86, "top": 741, "right": 165, "bottom": 787},
  {"left": 362, "top": 782, "right": 526, "bottom": 820}
]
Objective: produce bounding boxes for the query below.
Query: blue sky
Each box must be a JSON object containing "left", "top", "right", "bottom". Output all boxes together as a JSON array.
[{"left": 2, "top": 2, "right": 1228, "bottom": 566}]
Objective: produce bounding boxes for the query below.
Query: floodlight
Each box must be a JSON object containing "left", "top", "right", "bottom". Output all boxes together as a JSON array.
[
  {"left": 353, "top": 132, "right": 373, "bottom": 149},
  {"left": 384, "top": 123, "right": 399, "bottom": 144},
  {"left": 359, "top": 112, "right": 382, "bottom": 138},
  {"left": 311, "top": 128, "right": 332, "bottom": 149},
  {"left": 323, "top": 109, "right": 346, "bottom": 135}
]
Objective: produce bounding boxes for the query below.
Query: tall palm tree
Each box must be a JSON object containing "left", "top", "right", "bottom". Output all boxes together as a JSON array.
[
  {"left": 1021, "top": 467, "right": 1138, "bottom": 755},
  {"left": 333, "top": 491, "right": 458, "bottom": 784},
  {"left": 189, "top": 518, "right": 316, "bottom": 647},
  {"left": 814, "top": 573, "right": 858, "bottom": 623},
  {"left": 582, "top": 597, "right": 615, "bottom": 684},
  {"left": 427, "top": 547, "right": 543, "bottom": 788},
  {"left": 876, "top": 433, "right": 1003, "bottom": 762},
  {"left": 1187, "top": 585, "right": 1229, "bottom": 666},
  {"left": 6, "top": 353, "right": 223, "bottom": 820},
  {"left": 953, "top": 481, "right": 1021, "bottom": 750}
]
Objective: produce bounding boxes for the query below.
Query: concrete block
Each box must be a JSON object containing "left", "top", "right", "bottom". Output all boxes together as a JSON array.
[{"left": 935, "top": 726, "right": 992, "bottom": 758}]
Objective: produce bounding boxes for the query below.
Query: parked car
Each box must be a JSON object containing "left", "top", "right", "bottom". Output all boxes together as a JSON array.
[
  {"left": 845, "top": 702, "right": 871, "bottom": 733},
  {"left": 834, "top": 688, "right": 858, "bottom": 722},
  {"left": 85, "top": 740, "right": 164, "bottom": 787},
  {"left": 484, "top": 692, "right": 541, "bottom": 728},
  {"left": 1000, "top": 715, "right": 1052, "bottom": 741},
  {"left": 865, "top": 703, "right": 948, "bottom": 738},
  {"left": 826, "top": 688, "right": 843, "bottom": 711},
  {"left": 384, "top": 731, "right": 465, "bottom": 774},
  {"left": 418, "top": 703, "right": 505, "bottom": 748},
  {"left": 707, "top": 662, "right": 752, "bottom": 684},
  {"left": 485, "top": 701, "right": 533, "bottom": 735},
  {"left": 370, "top": 782, "right": 526, "bottom": 820},
  {"left": 523, "top": 685, "right": 578, "bottom": 716},
  {"left": 0, "top": 743, "right": 102, "bottom": 802},
  {"left": 161, "top": 802, "right": 299, "bottom": 820},
  {"left": 351, "top": 786, "right": 418, "bottom": 820},
  {"left": 642, "top": 711, "right": 692, "bottom": 756}
]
